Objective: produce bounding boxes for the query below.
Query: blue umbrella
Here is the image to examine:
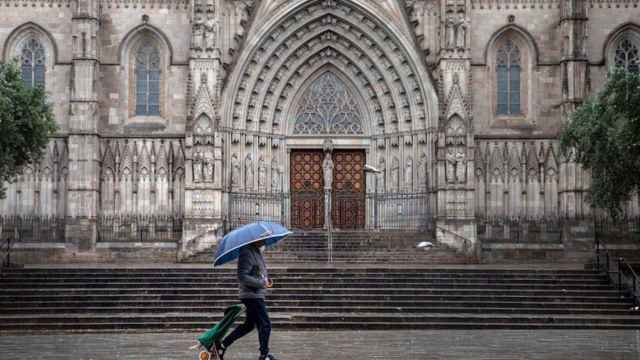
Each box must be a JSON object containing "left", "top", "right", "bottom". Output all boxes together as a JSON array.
[{"left": 213, "top": 221, "right": 292, "bottom": 267}]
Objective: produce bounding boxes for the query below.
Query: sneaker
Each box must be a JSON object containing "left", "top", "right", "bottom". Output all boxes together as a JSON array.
[{"left": 259, "top": 354, "right": 279, "bottom": 360}]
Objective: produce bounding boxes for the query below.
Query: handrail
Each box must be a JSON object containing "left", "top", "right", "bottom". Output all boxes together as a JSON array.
[
  {"left": 594, "top": 217, "right": 639, "bottom": 306},
  {"left": 594, "top": 220, "right": 611, "bottom": 275},
  {"left": 436, "top": 225, "right": 473, "bottom": 255},
  {"left": 618, "top": 257, "right": 640, "bottom": 306},
  {"left": 1, "top": 236, "right": 13, "bottom": 273}
]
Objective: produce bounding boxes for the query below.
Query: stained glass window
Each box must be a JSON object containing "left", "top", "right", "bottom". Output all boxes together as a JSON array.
[
  {"left": 21, "top": 38, "right": 45, "bottom": 88},
  {"left": 614, "top": 36, "right": 639, "bottom": 74},
  {"left": 496, "top": 39, "right": 521, "bottom": 116},
  {"left": 135, "top": 44, "right": 161, "bottom": 116},
  {"left": 293, "top": 72, "right": 364, "bottom": 135}
]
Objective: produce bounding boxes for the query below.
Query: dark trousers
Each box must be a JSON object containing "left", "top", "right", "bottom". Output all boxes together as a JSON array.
[{"left": 222, "top": 298, "right": 272, "bottom": 356}]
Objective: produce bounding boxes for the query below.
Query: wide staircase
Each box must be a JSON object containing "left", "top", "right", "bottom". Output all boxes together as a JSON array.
[
  {"left": 1, "top": 266, "right": 639, "bottom": 332},
  {"left": 187, "top": 231, "right": 468, "bottom": 264}
]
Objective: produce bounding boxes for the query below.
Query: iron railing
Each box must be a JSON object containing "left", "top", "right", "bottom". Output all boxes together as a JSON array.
[
  {"left": 227, "top": 190, "right": 432, "bottom": 232},
  {"left": 593, "top": 215, "right": 640, "bottom": 305},
  {"left": 227, "top": 192, "right": 287, "bottom": 231},
  {"left": 366, "top": 191, "right": 431, "bottom": 231},
  {"left": 594, "top": 215, "right": 640, "bottom": 243},
  {"left": 97, "top": 214, "right": 183, "bottom": 243},
  {"left": 1, "top": 236, "right": 13, "bottom": 272},
  {"left": 0, "top": 215, "right": 65, "bottom": 243},
  {"left": 617, "top": 257, "right": 640, "bottom": 306}
]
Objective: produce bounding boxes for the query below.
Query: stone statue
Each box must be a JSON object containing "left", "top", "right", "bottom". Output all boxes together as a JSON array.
[
  {"left": 418, "top": 154, "right": 428, "bottom": 190},
  {"left": 231, "top": 154, "right": 240, "bottom": 189},
  {"left": 404, "top": 158, "right": 413, "bottom": 191},
  {"left": 445, "top": 13, "right": 456, "bottom": 49},
  {"left": 271, "top": 162, "right": 281, "bottom": 192},
  {"left": 391, "top": 158, "right": 400, "bottom": 192},
  {"left": 245, "top": 155, "right": 253, "bottom": 190},
  {"left": 456, "top": 14, "right": 468, "bottom": 49},
  {"left": 377, "top": 158, "right": 386, "bottom": 192},
  {"left": 258, "top": 157, "right": 266, "bottom": 191},
  {"left": 446, "top": 148, "right": 456, "bottom": 184},
  {"left": 193, "top": 152, "right": 203, "bottom": 183},
  {"left": 192, "top": 14, "right": 204, "bottom": 51},
  {"left": 455, "top": 149, "right": 466, "bottom": 183},
  {"left": 204, "top": 151, "right": 214, "bottom": 182},
  {"left": 322, "top": 152, "right": 334, "bottom": 189},
  {"left": 204, "top": 17, "right": 218, "bottom": 50}
]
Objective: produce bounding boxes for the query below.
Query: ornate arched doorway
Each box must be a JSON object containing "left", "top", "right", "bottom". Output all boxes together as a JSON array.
[
  {"left": 221, "top": 0, "right": 439, "bottom": 231},
  {"left": 288, "top": 70, "right": 367, "bottom": 229}
]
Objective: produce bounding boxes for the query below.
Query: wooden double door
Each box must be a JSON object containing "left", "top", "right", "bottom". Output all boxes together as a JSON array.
[{"left": 290, "top": 149, "right": 365, "bottom": 229}]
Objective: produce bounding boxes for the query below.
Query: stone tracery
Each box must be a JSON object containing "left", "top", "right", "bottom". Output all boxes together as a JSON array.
[{"left": 224, "top": 0, "right": 437, "bottom": 135}]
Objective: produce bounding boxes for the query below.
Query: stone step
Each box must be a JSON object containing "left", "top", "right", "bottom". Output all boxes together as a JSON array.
[
  {"left": 1, "top": 266, "right": 635, "bottom": 332},
  {"left": 0, "top": 282, "right": 613, "bottom": 291},
  {"left": 0, "top": 287, "right": 621, "bottom": 297},
  {"left": 1, "top": 305, "right": 636, "bottom": 316},
  {"left": 3, "top": 268, "right": 599, "bottom": 274},
  {"left": 0, "top": 277, "right": 608, "bottom": 285},
  {"left": 0, "top": 299, "right": 629, "bottom": 310}
]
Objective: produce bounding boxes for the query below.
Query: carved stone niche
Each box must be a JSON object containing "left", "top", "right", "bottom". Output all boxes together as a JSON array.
[{"left": 444, "top": 115, "right": 467, "bottom": 184}]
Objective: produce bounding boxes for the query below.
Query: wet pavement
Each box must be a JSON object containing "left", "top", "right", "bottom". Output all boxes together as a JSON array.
[{"left": 0, "top": 329, "right": 639, "bottom": 360}]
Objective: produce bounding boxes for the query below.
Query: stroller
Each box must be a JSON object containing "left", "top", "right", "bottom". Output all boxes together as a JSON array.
[{"left": 192, "top": 304, "right": 245, "bottom": 360}]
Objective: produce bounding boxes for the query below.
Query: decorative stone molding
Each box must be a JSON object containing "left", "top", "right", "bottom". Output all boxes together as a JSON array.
[
  {"left": 99, "top": 138, "right": 185, "bottom": 216},
  {"left": 101, "top": 0, "right": 189, "bottom": 10},
  {"left": 470, "top": 0, "right": 561, "bottom": 10},
  {"left": 223, "top": 0, "right": 437, "bottom": 137}
]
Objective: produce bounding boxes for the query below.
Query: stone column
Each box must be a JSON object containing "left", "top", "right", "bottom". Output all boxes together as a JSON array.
[
  {"left": 65, "top": 0, "right": 100, "bottom": 251},
  {"left": 559, "top": 0, "right": 593, "bottom": 260},
  {"left": 323, "top": 151, "right": 334, "bottom": 230},
  {"left": 435, "top": 0, "right": 478, "bottom": 259},
  {"left": 180, "top": 0, "right": 224, "bottom": 260}
]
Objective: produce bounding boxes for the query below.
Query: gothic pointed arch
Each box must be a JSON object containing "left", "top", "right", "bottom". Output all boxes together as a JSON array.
[
  {"left": 603, "top": 23, "right": 640, "bottom": 73},
  {"left": 3, "top": 22, "right": 57, "bottom": 91},
  {"left": 2, "top": 22, "right": 58, "bottom": 64},
  {"left": 222, "top": 0, "right": 438, "bottom": 135},
  {"left": 485, "top": 25, "right": 537, "bottom": 122},
  {"left": 119, "top": 25, "right": 173, "bottom": 126},
  {"left": 288, "top": 68, "right": 366, "bottom": 136}
]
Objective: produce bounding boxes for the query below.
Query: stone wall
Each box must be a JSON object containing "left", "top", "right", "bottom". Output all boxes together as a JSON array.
[{"left": 0, "top": 0, "right": 639, "bottom": 263}]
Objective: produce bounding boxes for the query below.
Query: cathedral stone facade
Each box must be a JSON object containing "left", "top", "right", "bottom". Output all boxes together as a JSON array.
[{"left": 1, "top": 0, "right": 639, "bottom": 263}]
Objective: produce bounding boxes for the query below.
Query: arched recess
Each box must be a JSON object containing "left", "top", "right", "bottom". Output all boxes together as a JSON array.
[
  {"left": 222, "top": 0, "right": 438, "bottom": 136},
  {"left": 286, "top": 67, "right": 369, "bottom": 137},
  {"left": 118, "top": 24, "right": 173, "bottom": 125},
  {"left": 2, "top": 22, "right": 58, "bottom": 64},
  {"left": 484, "top": 25, "right": 538, "bottom": 123},
  {"left": 603, "top": 23, "right": 640, "bottom": 72},
  {"left": 3, "top": 22, "right": 58, "bottom": 91}
]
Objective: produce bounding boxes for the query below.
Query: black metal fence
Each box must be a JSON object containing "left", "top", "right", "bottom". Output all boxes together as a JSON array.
[
  {"left": 227, "top": 191, "right": 432, "bottom": 232},
  {"left": 97, "top": 214, "right": 183, "bottom": 243},
  {"left": 594, "top": 215, "right": 640, "bottom": 242},
  {"left": 227, "top": 192, "right": 286, "bottom": 231},
  {"left": 366, "top": 191, "right": 431, "bottom": 231},
  {"left": 0, "top": 215, "right": 66, "bottom": 243}
]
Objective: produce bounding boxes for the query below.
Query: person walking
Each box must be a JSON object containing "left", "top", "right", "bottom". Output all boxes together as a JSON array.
[{"left": 217, "top": 240, "right": 278, "bottom": 360}]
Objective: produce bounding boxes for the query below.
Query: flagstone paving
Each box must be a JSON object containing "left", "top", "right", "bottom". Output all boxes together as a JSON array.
[{"left": 0, "top": 330, "right": 639, "bottom": 360}]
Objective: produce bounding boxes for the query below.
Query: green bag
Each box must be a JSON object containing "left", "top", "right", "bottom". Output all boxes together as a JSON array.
[{"left": 197, "top": 304, "right": 245, "bottom": 350}]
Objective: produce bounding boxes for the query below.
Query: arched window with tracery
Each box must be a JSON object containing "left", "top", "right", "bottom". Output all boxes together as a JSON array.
[
  {"left": 135, "top": 43, "right": 161, "bottom": 116},
  {"left": 614, "top": 35, "right": 640, "bottom": 73},
  {"left": 293, "top": 72, "right": 364, "bottom": 135},
  {"left": 496, "top": 39, "right": 521, "bottom": 115},
  {"left": 20, "top": 38, "right": 45, "bottom": 88}
]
